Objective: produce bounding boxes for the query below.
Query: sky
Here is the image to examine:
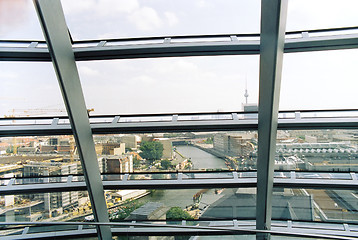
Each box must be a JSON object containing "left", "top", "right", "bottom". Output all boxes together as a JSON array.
[{"left": 1, "top": 0, "right": 358, "bottom": 117}]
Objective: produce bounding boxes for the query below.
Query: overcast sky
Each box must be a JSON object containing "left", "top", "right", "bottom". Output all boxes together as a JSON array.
[{"left": 1, "top": 0, "right": 358, "bottom": 117}]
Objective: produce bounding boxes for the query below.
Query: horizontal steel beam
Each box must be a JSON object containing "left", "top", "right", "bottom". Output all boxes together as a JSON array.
[
  {"left": 1, "top": 116, "right": 358, "bottom": 137},
  {"left": 1, "top": 34, "right": 358, "bottom": 61},
  {"left": 1, "top": 174, "right": 358, "bottom": 195},
  {"left": 0, "top": 221, "right": 357, "bottom": 240}
]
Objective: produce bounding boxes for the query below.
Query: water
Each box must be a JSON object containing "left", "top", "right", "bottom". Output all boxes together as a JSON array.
[
  {"left": 175, "top": 145, "right": 227, "bottom": 169},
  {"left": 139, "top": 145, "right": 227, "bottom": 209}
]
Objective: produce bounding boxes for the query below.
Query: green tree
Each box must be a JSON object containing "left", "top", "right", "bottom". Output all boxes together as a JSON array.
[
  {"left": 204, "top": 137, "right": 213, "bottom": 144},
  {"left": 139, "top": 141, "right": 163, "bottom": 163},
  {"left": 6, "top": 146, "right": 14, "bottom": 154},
  {"left": 166, "top": 207, "right": 193, "bottom": 220},
  {"left": 161, "top": 159, "right": 172, "bottom": 170},
  {"left": 133, "top": 156, "right": 140, "bottom": 167}
]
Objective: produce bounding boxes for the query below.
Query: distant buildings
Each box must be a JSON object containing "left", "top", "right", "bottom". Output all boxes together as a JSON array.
[
  {"left": 155, "top": 138, "right": 173, "bottom": 159},
  {"left": 0, "top": 160, "right": 79, "bottom": 221},
  {"left": 120, "top": 135, "right": 138, "bottom": 149},
  {"left": 213, "top": 133, "right": 256, "bottom": 157},
  {"left": 95, "top": 142, "right": 121, "bottom": 155},
  {"left": 98, "top": 155, "right": 133, "bottom": 178}
]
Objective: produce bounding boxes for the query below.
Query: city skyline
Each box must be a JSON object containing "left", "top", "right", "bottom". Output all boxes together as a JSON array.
[{"left": 1, "top": 0, "right": 358, "bottom": 117}]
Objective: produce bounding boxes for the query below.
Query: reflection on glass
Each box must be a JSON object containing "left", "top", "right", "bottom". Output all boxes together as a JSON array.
[
  {"left": 0, "top": 191, "right": 90, "bottom": 223},
  {"left": 105, "top": 188, "right": 257, "bottom": 222},
  {"left": 276, "top": 130, "right": 358, "bottom": 172},
  {"left": 273, "top": 188, "right": 358, "bottom": 223}
]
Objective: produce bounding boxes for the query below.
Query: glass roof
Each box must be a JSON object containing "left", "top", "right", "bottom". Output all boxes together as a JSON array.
[
  {"left": 61, "top": 0, "right": 260, "bottom": 41},
  {"left": 0, "top": 0, "right": 44, "bottom": 41},
  {"left": 286, "top": 0, "right": 358, "bottom": 31},
  {"left": 280, "top": 49, "right": 358, "bottom": 111},
  {"left": 0, "top": 62, "right": 67, "bottom": 117},
  {"left": 77, "top": 55, "right": 259, "bottom": 115}
]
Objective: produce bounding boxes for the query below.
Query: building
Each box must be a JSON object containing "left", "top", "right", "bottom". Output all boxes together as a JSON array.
[
  {"left": 120, "top": 135, "right": 138, "bottom": 149},
  {"left": 95, "top": 142, "right": 121, "bottom": 155},
  {"left": 113, "top": 143, "right": 126, "bottom": 155},
  {"left": 213, "top": 133, "right": 256, "bottom": 157},
  {"left": 98, "top": 155, "right": 133, "bottom": 176},
  {"left": 155, "top": 138, "right": 173, "bottom": 159}
]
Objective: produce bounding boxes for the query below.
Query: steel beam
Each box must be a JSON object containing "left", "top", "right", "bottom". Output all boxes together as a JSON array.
[
  {"left": 2, "top": 114, "right": 358, "bottom": 137},
  {"left": 1, "top": 33, "right": 358, "bottom": 61},
  {"left": 256, "top": 0, "right": 288, "bottom": 238},
  {"left": 0, "top": 221, "right": 357, "bottom": 240},
  {"left": 33, "top": 1, "right": 112, "bottom": 239},
  {"left": 2, "top": 175, "right": 358, "bottom": 195}
]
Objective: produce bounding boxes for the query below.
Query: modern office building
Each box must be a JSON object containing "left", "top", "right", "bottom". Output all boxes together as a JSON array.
[{"left": 1, "top": 0, "right": 358, "bottom": 239}]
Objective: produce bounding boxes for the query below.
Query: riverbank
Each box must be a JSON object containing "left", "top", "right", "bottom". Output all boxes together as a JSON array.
[{"left": 193, "top": 144, "right": 237, "bottom": 169}]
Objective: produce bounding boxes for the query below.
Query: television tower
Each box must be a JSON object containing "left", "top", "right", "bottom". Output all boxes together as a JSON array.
[{"left": 244, "top": 79, "right": 249, "bottom": 104}]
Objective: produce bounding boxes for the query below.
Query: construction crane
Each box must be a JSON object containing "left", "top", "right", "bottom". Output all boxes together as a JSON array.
[
  {"left": 4, "top": 108, "right": 95, "bottom": 118},
  {"left": 4, "top": 108, "right": 93, "bottom": 155},
  {"left": 4, "top": 108, "right": 67, "bottom": 118}
]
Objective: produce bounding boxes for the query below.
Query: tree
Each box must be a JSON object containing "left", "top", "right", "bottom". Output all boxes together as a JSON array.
[
  {"left": 133, "top": 156, "right": 140, "bottom": 167},
  {"left": 161, "top": 159, "right": 172, "bottom": 170},
  {"left": 139, "top": 141, "right": 163, "bottom": 163},
  {"left": 166, "top": 207, "right": 193, "bottom": 220}
]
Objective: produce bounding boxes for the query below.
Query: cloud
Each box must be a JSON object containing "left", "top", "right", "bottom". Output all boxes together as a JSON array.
[
  {"left": 195, "top": 0, "right": 214, "bottom": 8},
  {"left": 0, "top": 0, "right": 30, "bottom": 35},
  {"left": 164, "top": 12, "right": 179, "bottom": 27},
  {"left": 97, "top": 0, "right": 140, "bottom": 16},
  {"left": 79, "top": 66, "right": 100, "bottom": 77},
  {"left": 128, "top": 7, "right": 163, "bottom": 31},
  {"left": 62, "top": 0, "right": 139, "bottom": 16}
]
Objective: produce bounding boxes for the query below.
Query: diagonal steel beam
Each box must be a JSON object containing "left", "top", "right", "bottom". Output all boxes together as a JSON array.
[
  {"left": 256, "top": 0, "right": 288, "bottom": 239},
  {"left": 33, "top": 1, "right": 112, "bottom": 239}
]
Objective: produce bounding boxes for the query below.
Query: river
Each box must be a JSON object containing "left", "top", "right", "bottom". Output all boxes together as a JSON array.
[
  {"left": 175, "top": 145, "right": 227, "bottom": 170},
  {"left": 139, "top": 145, "right": 227, "bottom": 209}
]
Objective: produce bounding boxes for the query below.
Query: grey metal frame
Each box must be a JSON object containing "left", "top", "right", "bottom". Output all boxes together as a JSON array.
[
  {"left": 1, "top": 33, "right": 358, "bottom": 61},
  {"left": 33, "top": 1, "right": 111, "bottom": 239},
  {"left": 1, "top": 220, "right": 357, "bottom": 240},
  {"left": 256, "top": 0, "right": 288, "bottom": 237},
  {"left": 2, "top": 172, "right": 358, "bottom": 195},
  {"left": 2, "top": 110, "right": 358, "bottom": 137}
]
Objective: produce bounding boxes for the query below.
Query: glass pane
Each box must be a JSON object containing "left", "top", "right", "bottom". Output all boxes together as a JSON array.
[
  {"left": 105, "top": 188, "right": 256, "bottom": 221},
  {"left": 94, "top": 131, "right": 257, "bottom": 173},
  {"left": 61, "top": 0, "right": 260, "bottom": 40},
  {"left": 280, "top": 49, "right": 358, "bottom": 111},
  {"left": 1, "top": 62, "right": 66, "bottom": 118},
  {"left": 0, "top": 136, "right": 82, "bottom": 180},
  {"left": 77, "top": 56, "right": 259, "bottom": 115},
  {"left": 287, "top": 0, "right": 358, "bottom": 31},
  {"left": 0, "top": 191, "right": 91, "bottom": 226},
  {"left": 0, "top": 0, "right": 45, "bottom": 40},
  {"left": 276, "top": 130, "right": 358, "bottom": 172},
  {"left": 273, "top": 188, "right": 358, "bottom": 223}
]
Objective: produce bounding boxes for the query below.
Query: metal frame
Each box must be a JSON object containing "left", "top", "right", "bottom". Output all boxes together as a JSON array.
[
  {"left": 256, "top": 0, "right": 288, "bottom": 237},
  {"left": 33, "top": 1, "right": 111, "bottom": 239},
  {"left": 2, "top": 110, "right": 358, "bottom": 137},
  {"left": 0, "top": 220, "right": 357, "bottom": 240},
  {"left": 1, "top": 33, "right": 358, "bottom": 61},
  {"left": 2, "top": 172, "right": 358, "bottom": 195}
]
